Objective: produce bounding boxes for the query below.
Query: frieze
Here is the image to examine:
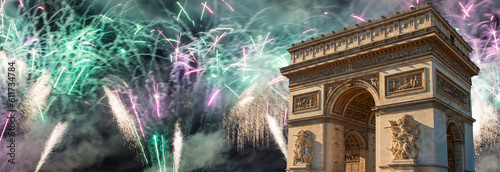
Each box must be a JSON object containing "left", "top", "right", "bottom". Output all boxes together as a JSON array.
[
  {"left": 436, "top": 72, "right": 469, "bottom": 107},
  {"left": 289, "top": 44, "right": 434, "bottom": 85},
  {"left": 388, "top": 74, "right": 421, "bottom": 92},
  {"left": 386, "top": 68, "right": 425, "bottom": 97},
  {"left": 293, "top": 91, "right": 320, "bottom": 113},
  {"left": 433, "top": 46, "right": 470, "bottom": 80}
]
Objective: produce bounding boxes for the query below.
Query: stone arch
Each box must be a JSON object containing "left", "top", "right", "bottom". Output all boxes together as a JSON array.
[
  {"left": 344, "top": 131, "right": 369, "bottom": 172},
  {"left": 326, "top": 80, "right": 379, "bottom": 112},
  {"left": 345, "top": 130, "right": 367, "bottom": 148},
  {"left": 446, "top": 120, "right": 464, "bottom": 172},
  {"left": 446, "top": 120, "right": 463, "bottom": 141},
  {"left": 326, "top": 80, "right": 379, "bottom": 125}
]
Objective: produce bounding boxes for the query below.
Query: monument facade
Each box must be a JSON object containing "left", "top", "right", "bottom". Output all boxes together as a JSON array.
[{"left": 280, "top": 2, "right": 478, "bottom": 172}]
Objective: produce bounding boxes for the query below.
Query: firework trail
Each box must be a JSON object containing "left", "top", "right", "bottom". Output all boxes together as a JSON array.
[
  {"left": 19, "top": 73, "right": 51, "bottom": 126},
  {"left": 103, "top": 86, "right": 135, "bottom": 142},
  {"left": 266, "top": 113, "right": 287, "bottom": 160},
  {"left": 103, "top": 86, "right": 147, "bottom": 163},
  {"left": 34, "top": 122, "right": 68, "bottom": 172},
  {"left": 173, "top": 122, "right": 183, "bottom": 172}
]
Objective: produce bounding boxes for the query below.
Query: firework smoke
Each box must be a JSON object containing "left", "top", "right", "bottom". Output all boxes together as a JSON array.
[
  {"left": 224, "top": 81, "right": 288, "bottom": 152},
  {"left": 34, "top": 122, "right": 68, "bottom": 172},
  {"left": 173, "top": 122, "right": 183, "bottom": 172}
]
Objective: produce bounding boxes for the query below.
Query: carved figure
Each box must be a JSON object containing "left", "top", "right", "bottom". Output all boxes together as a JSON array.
[
  {"left": 370, "top": 77, "right": 379, "bottom": 89},
  {"left": 388, "top": 114, "right": 421, "bottom": 160},
  {"left": 345, "top": 154, "right": 360, "bottom": 162},
  {"left": 294, "top": 93, "right": 319, "bottom": 111},
  {"left": 293, "top": 130, "right": 314, "bottom": 165}
]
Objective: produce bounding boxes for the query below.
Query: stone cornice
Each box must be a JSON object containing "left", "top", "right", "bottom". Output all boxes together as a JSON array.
[
  {"left": 284, "top": 2, "right": 477, "bottom": 76},
  {"left": 281, "top": 28, "right": 435, "bottom": 75},
  {"left": 282, "top": 33, "right": 478, "bottom": 88},
  {"left": 283, "top": 38, "right": 435, "bottom": 86},
  {"left": 287, "top": 114, "right": 375, "bottom": 130},
  {"left": 375, "top": 97, "right": 475, "bottom": 124},
  {"left": 431, "top": 29, "right": 480, "bottom": 75},
  {"left": 288, "top": 2, "right": 435, "bottom": 52}
]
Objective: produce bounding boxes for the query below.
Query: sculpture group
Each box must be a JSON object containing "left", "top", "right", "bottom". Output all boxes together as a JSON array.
[
  {"left": 388, "top": 114, "right": 421, "bottom": 160},
  {"left": 293, "top": 130, "right": 314, "bottom": 165}
]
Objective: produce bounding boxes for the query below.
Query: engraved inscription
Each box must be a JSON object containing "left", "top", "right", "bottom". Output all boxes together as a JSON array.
[
  {"left": 293, "top": 91, "right": 320, "bottom": 113},
  {"left": 436, "top": 73, "right": 469, "bottom": 106}
]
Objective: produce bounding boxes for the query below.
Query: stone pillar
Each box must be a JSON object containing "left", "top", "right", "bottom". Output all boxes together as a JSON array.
[
  {"left": 360, "top": 148, "right": 366, "bottom": 172},
  {"left": 366, "top": 132, "right": 376, "bottom": 172},
  {"left": 327, "top": 122, "right": 345, "bottom": 172},
  {"left": 453, "top": 141, "right": 464, "bottom": 171},
  {"left": 463, "top": 123, "right": 474, "bottom": 172}
]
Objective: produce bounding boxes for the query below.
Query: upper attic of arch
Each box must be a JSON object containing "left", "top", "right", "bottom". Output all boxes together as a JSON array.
[{"left": 286, "top": 2, "right": 472, "bottom": 67}]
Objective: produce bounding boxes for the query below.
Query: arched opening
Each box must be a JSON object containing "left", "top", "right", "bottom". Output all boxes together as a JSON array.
[
  {"left": 345, "top": 132, "right": 366, "bottom": 172},
  {"left": 447, "top": 121, "right": 464, "bottom": 172},
  {"left": 329, "top": 85, "right": 377, "bottom": 172}
]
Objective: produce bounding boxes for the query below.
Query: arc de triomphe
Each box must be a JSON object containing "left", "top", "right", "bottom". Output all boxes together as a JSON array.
[{"left": 281, "top": 2, "right": 478, "bottom": 172}]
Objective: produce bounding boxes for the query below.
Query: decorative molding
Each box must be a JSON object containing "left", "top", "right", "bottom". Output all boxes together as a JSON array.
[
  {"left": 388, "top": 114, "right": 421, "bottom": 160},
  {"left": 293, "top": 91, "right": 320, "bottom": 113},
  {"left": 288, "top": 44, "right": 433, "bottom": 85},
  {"left": 288, "top": 4, "right": 473, "bottom": 69},
  {"left": 385, "top": 68, "right": 426, "bottom": 97},
  {"left": 433, "top": 45, "right": 470, "bottom": 80},
  {"left": 436, "top": 71, "right": 469, "bottom": 108}
]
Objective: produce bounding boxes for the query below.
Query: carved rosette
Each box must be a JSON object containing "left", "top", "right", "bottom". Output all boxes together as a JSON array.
[
  {"left": 293, "top": 130, "right": 314, "bottom": 165},
  {"left": 388, "top": 114, "right": 421, "bottom": 160},
  {"left": 293, "top": 91, "right": 320, "bottom": 113}
]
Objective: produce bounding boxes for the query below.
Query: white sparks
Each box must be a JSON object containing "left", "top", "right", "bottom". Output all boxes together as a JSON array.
[{"left": 35, "top": 122, "right": 69, "bottom": 172}]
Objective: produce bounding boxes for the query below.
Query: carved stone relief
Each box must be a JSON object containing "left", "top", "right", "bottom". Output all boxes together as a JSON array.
[
  {"left": 360, "top": 74, "right": 380, "bottom": 90},
  {"left": 388, "top": 74, "right": 421, "bottom": 92},
  {"left": 386, "top": 68, "right": 426, "bottom": 97},
  {"left": 388, "top": 114, "right": 421, "bottom": 160},
  {"left": 293, "top": 130, "right": 314, "bottom": 165},
  {"left": 293, "top": 91, "right": 320, "bottom": 113},
  {"left": 345, "top": 154, "right": 360, "bottom": 162},
  {"left": 436, "top": 72, "right": 469, "bottom": 107},
  {"left": 325, "top": 83, "right": 342, "bottom": 99}
]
